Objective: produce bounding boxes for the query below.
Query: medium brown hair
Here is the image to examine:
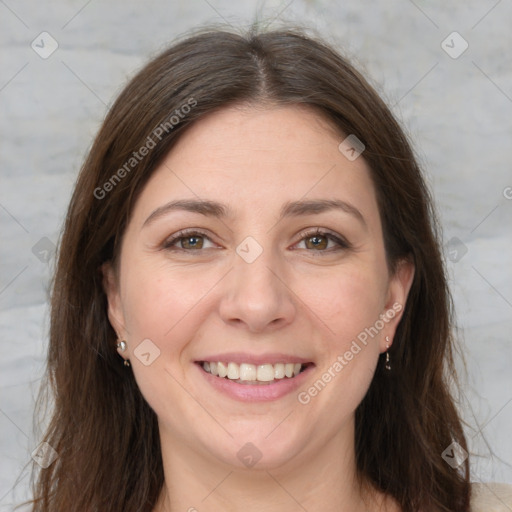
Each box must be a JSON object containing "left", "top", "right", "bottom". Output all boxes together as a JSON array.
[{"left": 25, "top": 27, "right": 470, "bottom": 511}]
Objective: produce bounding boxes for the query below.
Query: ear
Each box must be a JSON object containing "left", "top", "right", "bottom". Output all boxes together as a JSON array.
[
  {"left": 102, "top": 262, "right": 128, "bottom": 353},
  {"left": 380, "top": 257, "right": 415, "bottom": 351}
]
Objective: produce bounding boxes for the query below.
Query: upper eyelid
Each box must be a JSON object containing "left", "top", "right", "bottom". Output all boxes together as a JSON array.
[
  {"left": 294, "top": 229, "right": 350, "bottom": 248},
  {"left": 162, "top": 228, "right": 214, "bottom": 246}
]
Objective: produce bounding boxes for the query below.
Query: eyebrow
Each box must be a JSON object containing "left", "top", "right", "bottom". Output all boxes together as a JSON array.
[{"left": 142, "top": 198, "right": 366, "bottom": 229}]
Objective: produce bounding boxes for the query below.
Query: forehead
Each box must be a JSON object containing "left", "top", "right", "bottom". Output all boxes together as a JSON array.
[{"left": 132, "top": 105, "right": 379, "bottom": 225}]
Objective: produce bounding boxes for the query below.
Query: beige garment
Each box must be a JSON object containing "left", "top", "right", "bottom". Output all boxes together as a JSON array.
[{"left": 471, "top": 483, "right": 512, "bottom": 511}]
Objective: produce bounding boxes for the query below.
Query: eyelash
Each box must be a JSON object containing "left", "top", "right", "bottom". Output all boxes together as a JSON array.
[{"left": 162, "top": 228, "right": 351, "bottom": 254}]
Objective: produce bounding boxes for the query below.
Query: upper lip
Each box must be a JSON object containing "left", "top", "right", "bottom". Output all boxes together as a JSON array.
[{"left": 196, "top": 352, "right": 314, "bottom": 366}]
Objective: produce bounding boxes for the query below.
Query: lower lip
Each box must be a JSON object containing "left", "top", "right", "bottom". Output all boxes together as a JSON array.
[{"left": 195, "top": 363, "right": 314, "bottom": 402}]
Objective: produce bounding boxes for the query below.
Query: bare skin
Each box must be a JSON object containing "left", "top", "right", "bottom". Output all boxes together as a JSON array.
[{"left": 104, "top": 104, "right": 414, "bottom": 512}]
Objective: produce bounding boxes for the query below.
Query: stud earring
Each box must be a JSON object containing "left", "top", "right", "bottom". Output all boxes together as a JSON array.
[{"left": 385, "top": 336, "right": 391, "bottom": 371}]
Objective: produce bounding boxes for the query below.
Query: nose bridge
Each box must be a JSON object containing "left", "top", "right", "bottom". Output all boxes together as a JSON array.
[
  {"left": 218, "top": 239, "right": 296, "bottom": 332},
  {"left": 234, "top": 247, "right": 277, "bottom": 294}
]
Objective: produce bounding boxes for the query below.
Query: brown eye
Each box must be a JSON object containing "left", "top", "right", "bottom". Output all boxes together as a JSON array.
[
  {"left": 163, "top": 230, "right": 214, "bottom": 251},
  {"left": 294, "top": 229, "right": 351, "bottom": 253},
  {"left": 305, "top": 235, "right": 328, "bottom": 250},
  {"left": 180, "top": 235, "right": 204, "bottom": 249}
]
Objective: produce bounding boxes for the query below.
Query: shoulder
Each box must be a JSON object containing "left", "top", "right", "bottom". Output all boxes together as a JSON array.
[{"left": 470, "top": 482, "right": 512, "bottom": 511}]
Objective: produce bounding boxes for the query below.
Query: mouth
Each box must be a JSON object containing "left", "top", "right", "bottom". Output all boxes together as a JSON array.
[
  {"left": 197, "top": 360, "right": 313, "bottom": 385},
  {"left": 194, "top": 358, "right": 315, "bottom": 402}
]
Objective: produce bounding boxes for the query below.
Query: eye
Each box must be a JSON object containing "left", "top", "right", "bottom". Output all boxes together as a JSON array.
[
  {"left": 161, "top": 228, "right": 349, "bottom": 253},
  {"left": 162, "top": 229, "right": 217, "bottom": 251},
  {"left": 294, "top": 229, "right": 350, "bottom": 252}
]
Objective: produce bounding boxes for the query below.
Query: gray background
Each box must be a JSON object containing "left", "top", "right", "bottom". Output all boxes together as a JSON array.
[{"left": 1, "top": 0, "right": 511, "bottom": 509}]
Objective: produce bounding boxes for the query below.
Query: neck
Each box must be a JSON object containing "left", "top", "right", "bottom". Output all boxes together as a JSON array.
[{"left": 153, "top": 420, "right": 395, "bottom": 512}]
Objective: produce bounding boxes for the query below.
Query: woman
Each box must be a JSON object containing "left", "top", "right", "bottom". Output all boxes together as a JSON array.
[{"left": 24, "top": 27, "right": 511, "bottom": 511}]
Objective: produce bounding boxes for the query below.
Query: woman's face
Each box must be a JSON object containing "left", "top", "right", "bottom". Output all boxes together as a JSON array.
[{"left": 105, "top": 105, "right": 413, "bottom": 471}]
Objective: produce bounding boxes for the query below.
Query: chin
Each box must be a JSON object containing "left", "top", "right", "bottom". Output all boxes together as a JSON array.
[{"left": 212, "top": 427, "right": 308, "bottom": 472}]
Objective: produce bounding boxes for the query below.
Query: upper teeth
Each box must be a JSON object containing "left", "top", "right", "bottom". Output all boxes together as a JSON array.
[{"left": 202, "top": 361, "right": 303, "bottom": 382}]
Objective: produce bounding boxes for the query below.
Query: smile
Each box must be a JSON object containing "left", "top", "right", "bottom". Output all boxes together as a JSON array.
[
  {"left": 200, "top": 361, "right": 310, "bottom": 384},
  {"left": 194, "top": 354, "right": 315, "bottom": 401}
]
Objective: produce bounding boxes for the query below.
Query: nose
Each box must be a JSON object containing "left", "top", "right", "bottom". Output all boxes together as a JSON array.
[{"left": 218, "top": 249, "right": 297, "bottom": 333}]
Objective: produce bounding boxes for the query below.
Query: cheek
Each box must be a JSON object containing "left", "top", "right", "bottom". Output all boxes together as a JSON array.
[
  {"left": 292, "top": 269, "right": 383, "bottom": 439},
  {"left": 118, "top": 259, "right": 214, "bottom": 414},
  {"left": 120, "top": 257, "right": 213, "bottom": 345},
  {"left": 295, "top": 269, "right": 384, "bottom": 428},
  {"left": 292, "top": 262, "right": 385, "bottom": 412},
  {"left": 296, "top": 263, "right": 386, "bottom": 344}
]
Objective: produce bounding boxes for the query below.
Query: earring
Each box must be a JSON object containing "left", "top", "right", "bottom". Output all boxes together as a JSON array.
[
  {"left": 385, "top": 336, "right": 391, "bottom": 371},
  {"left": 117, "top": 340, "right": 130, "bottom": 367}
]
